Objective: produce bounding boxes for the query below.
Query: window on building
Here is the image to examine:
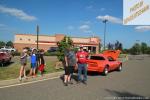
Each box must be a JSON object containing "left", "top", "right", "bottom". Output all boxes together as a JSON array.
[
  {"left": 28, "top": 39, "right": 31, "bottom": 41},
  {"left": 20, "top": 38, "right": 22, "bottom": 40}
]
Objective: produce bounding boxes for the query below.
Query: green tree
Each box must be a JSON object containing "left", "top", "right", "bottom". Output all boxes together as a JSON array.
[
  {"left": 6, "top": 41, "right": 13, "bottom": 47},
  {"left": 130, "top": 43, "right": 141, "bottom": 55},
  {"left": 141, "top": 42, "right": 148, "bottom": 54},
  {"left": 145, "top": 47, "right": 150, "bottom": 54},
  {"left": 107, "top": 42, "right": 114, "bottom": 50},
  {"left": 115, "top": 40, "right": 123, "bottom": 50},
  {"left": 0, "top": 41, "right": 5, "bottom": 47},
  {"left": 57, "top": 36, "right": 73, "bottom": 61}
]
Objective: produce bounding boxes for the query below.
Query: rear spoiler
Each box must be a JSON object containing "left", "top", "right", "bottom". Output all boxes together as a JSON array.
[{"left": 103, "top": 50, "right": 121, "bottom": 60}]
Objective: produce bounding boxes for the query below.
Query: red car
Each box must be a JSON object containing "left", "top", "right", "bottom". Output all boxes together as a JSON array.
[
  {"left": 0, "top": 52, "right": 12, "bottom": 66},
  {"left": 87, "top": 50, "right": 122, "bottom": 76}
]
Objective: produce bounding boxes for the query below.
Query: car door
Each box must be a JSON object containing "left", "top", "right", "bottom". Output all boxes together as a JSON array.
[{"left": 107, "top": 57, "right": 117, "bottom": 70}]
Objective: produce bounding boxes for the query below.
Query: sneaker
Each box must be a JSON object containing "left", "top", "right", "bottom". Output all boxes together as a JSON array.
[
  {"left": 24, "top": 76, "right": 27, "bottom": 79},
  {"left": 82, "top": 80, "right": 87, "bottom": 85},
  {"left": 64, "top": 82, "right": 68, "bottom": 86},
  {"left": 19, "top": 77, "right": 22, "bottom": 81}
]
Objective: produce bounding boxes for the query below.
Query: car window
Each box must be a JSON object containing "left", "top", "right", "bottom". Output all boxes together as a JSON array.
[{"left": 90, "top": 56, "right": 105, "bottom": 60}]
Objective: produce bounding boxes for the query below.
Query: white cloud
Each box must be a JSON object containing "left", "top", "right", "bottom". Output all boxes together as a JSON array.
[
  {"left": 96, "top": 15, "right": 122, "bottom": 24},
  {"left": 135, "top": 26, "right": 150, "bottom": 32},
  {"left": 79, "top": 24, "right": 91, "bottom": 33},
  {"left": 79, "top": 25, "right": 90, "bottom": 30},
  {"left": 0, "top": 5, "right": 37, "bottom": 21}
]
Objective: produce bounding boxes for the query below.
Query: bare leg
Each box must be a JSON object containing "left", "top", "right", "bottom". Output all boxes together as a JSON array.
[
  {"left": 33, "top": 68, "right": 36, "bottom": 77},
  {"left": 30, "top": 68, "right": 33, "bottom": 76},
  {"left": 19, "top": 66, "right": 24, "bottom": 80},
  {"left": 64, "top": 75, "right": 68, "bottom": 83},
  {"left": 67, "top": 74, "right": 73, "bottom": 84},
  {"left": 64, "top": 75, "right": 68, "bottom": 86},
  {"left": 23, "top": 66, "right": 27, "bottom": 78},
  {"left": 67, "top": 75, "right": 71, "bottom": 82}
]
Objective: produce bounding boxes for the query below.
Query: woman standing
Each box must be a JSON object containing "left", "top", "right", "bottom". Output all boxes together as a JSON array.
[{"left": 19, "top": 48, "right": 28, "bottom": 81}]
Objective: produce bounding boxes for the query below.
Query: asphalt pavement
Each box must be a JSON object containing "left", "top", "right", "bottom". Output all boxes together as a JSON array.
[{"left": 0, "top": 55, "right": 150, "bottom": 100}]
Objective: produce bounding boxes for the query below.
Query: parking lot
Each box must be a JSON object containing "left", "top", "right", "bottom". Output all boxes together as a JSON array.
[{"left": 0, "top": 55, "right": 150, "bottom": 100}]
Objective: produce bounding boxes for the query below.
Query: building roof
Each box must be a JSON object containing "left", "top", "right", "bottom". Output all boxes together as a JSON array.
[{"left": 15, "top": 34, "right": 100, "bottom": 39}]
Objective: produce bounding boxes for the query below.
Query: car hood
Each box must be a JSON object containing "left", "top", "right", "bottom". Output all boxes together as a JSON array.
[{"left": 102, "top": 50, "right": 121, "bottom": 60}]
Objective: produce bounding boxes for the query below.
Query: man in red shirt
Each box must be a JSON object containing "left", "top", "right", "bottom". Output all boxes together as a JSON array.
[{"left": 76, "top": 45, "right": 88, "bottom": 84}]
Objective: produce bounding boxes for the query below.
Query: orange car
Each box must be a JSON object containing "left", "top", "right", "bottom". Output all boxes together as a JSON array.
[{"left": 87, "top": 50, "right": 122, "bottom": 75}]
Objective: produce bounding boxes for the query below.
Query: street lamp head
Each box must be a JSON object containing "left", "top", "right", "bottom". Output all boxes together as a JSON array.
[{"left": 103, "top": 19, "right": 108, "bottom": 23}]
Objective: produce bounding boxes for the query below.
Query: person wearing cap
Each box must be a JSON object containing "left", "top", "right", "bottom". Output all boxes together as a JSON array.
[
  {"left": 19, "top": 48, "right": 28, "bottom": 81},
  {"left": 76, "top": 45, "right": 89, "bottom": 84}
]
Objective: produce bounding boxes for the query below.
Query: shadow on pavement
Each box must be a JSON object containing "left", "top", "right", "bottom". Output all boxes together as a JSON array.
[
  {"left": 60, "top": 74, "right": 64, "bottom": 82},
  {"left": 71, "top": 74, "right": 78, "bottom": 82},
  {"left": 105, "top": 89, "right": 149, "bottom": 100},
  {"left": 87, "top": 71, "right": 101, "bottom": 76},
  {"left": 59, "top": 73, "right": 78, "bottom": 83}
]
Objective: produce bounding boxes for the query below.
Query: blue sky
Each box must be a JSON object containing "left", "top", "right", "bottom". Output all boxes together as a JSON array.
[{"left": 0, "top": 0, "right": 150, "bottom": 49}]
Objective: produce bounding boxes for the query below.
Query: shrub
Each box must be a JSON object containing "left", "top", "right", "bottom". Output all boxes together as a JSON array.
[
  {"left": 57, "top": 36, "right": 73, "bottom": 61},
  {"left": 13, "top": 51, "right": 21, "bottom": 56}
]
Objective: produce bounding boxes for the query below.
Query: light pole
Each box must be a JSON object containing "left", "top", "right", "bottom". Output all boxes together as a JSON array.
[
  {"left": 103, "top": 19, "right": 108, "bottom": 50},
  {"left": 37, "top": 25, "right": 39, "bottom": 50}
]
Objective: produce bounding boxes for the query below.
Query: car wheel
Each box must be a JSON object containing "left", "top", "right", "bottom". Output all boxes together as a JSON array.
[
  {"left": 102, "top": 67, "right": 108, "bottom": 76},
  {"left": 117, "top": 64, "right": 122, "bottom": 71}
]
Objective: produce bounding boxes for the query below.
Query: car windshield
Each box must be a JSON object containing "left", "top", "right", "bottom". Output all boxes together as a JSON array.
[{"left": 90, "top": 56, "right": 105, "bottom": 60}]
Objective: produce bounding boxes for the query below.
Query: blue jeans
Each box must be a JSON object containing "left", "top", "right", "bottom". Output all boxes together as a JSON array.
[{"left": 78, "top": 63, "right": 87, "bottom": 81}]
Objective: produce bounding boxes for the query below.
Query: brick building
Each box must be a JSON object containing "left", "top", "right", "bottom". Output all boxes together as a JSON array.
[{"left": 14, "top": 34, "right": 100, "bottom": 53}]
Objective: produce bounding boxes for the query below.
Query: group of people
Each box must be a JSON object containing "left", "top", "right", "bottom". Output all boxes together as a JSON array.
[
  {"left": 19, "top": 48, "right": 45, "bottom": 81},
  {"left": 64, "top": 45, "right": 89, "bottom": 86},
  {"left": 19, "top": 45, "right": 89, "bottom": 86}
]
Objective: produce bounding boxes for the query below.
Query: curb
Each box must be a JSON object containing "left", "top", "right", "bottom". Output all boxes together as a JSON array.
[{"left": 0, "top": 71, "right": 64, "bottom": 88}]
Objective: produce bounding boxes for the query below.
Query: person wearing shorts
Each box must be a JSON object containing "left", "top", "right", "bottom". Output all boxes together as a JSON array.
[
  {"left": 64, "top": 47, "right": 76, "bottom": 86},
  {"left": 30, "top": 49, "right": 37, "bottom": 77},
  {"left": 19, "top": 48, "right": 28, "bottom": 81}
]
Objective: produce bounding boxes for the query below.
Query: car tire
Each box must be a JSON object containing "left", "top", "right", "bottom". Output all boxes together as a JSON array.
[
  {"left": 102, "top": 67, "right": 108, "bottom": 76},
  {"left": 117, "top": 64, "right": 122, "bottom": 72}
]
